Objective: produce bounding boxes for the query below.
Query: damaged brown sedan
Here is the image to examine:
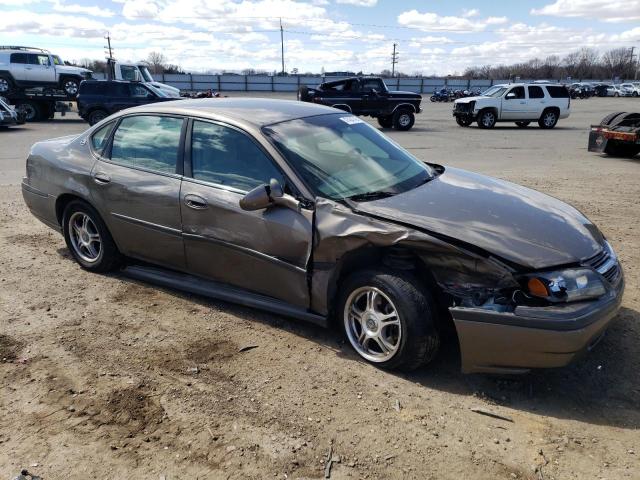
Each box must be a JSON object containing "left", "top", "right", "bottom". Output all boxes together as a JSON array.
[{"left": 22, "top": 98, "right": 624, "bottom": 374}]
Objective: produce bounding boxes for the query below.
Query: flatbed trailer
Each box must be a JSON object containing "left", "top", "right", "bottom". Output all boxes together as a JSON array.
[
  {"left": 589, "top": 112, "right": 640, "bottom": 157},
  {"left": 4, "top": 87, "right": 73, "bottom": 122}
]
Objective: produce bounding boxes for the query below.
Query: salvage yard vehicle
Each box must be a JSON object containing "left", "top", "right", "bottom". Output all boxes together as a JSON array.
[
  {"left": 0, "top": 46, "right": 92, "bottom": 97},
  {"left": 297, "top": 76, "right": 422, "bottom": 130},
  {"left": 0, "top": 96, "right": 26, "bottom": 127},
  {"left": 111, "top": 61, "right": 181, "bottom": 98},
  {"left": 589, "top": 112, "right": 640, "bottom": 158},
  {"left": 453, "top": 83, "right": 571, "bottom": 129},
  {"left": 76, "top": 80, "right": 179, "bottom": 125},
  {"left": 22, "top": 98, "right": 624, "bottom": 374}
]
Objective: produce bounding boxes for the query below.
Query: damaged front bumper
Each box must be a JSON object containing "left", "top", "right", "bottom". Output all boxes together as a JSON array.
[{"left": 451, "top": 275, "right": 624, "bottom": 374}]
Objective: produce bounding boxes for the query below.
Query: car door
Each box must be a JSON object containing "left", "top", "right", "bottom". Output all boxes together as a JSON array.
[
  {"left": 180, "top": 119, "right": 313, "bottom": 308},
  {"left": 524, "top": 85, "right": 546, "bottom": 119},
  {"left": 129, "top": 83, "right": 159, "bottom": 106},
  {"left": 360, "top": 78, "right": 388, "bottom": 114},
  {"left": 9, "top": 53, "right": 29, "bottom": 82},
  {"left": 501, "top": 86, "right": 526, "bottom": 120},
  {"left": 106, "top": 82, "right": 135, "bottom": 113},
  {"left": 26, "top": 54, "right": 56, "bottom": 83},
  {"left": 89, "top": 114, "right": 187, "bottom": 270}
]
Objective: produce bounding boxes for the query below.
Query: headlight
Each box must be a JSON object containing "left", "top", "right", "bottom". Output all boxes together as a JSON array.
[{"left": 521, "top": 268, "right": 606, "bottom": 303}]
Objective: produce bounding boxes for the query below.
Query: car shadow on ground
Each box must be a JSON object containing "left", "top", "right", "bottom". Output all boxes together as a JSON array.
[{"left": 54, "top": 248, "right": 640, "bottom": 431}]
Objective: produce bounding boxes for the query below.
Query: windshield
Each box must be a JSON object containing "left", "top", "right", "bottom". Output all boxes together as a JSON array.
[
  {"left": 481, "top": 86, "right": 507, "bottom": 97},
  {"left": 138, "top": 66, "right": 154, "bottom": 82},
  {"left": 52, "top": 55, "right": 63, "bottom": 65},
  {"left": 263, "top": 114, "right": 433, "bottom": 201}
]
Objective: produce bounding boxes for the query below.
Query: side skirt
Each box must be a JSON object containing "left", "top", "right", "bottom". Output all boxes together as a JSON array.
[{"left": 122, "top": 265, "right": 328, "bottom": 328}]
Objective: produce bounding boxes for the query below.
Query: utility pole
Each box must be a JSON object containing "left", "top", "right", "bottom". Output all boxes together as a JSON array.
[
  {"left": 104, "top": 32, "right": 114, "bottom": 80},
  {"left": 391, "top": 43, "right": 398, "bottom": 77},
  {"left": 280, "top": 18, "right": 285, "bottom": 76}
]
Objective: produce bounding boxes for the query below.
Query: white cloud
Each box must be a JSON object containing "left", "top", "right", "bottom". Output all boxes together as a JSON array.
[
  {"left": 462, "top": 8, "right": 479, "bottom": 18},
  {"left": 52, "top": 1, "right": 115, "bottom": 17},
  {"left": 397, "top": 10, "right": 509, "bottom": 33},
  {"left": 336, "top": 0, "right": 377, "bottom": 6},
  {"left": 531, "top": 0, "right": 640, "bottom": 23}
]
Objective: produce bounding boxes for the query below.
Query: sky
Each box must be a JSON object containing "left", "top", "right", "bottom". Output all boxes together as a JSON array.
[{"left": 1, "top": 0, "right": 639, "bottom": 75}]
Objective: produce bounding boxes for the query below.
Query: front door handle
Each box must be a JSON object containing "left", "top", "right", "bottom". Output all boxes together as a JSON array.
[
  {"left": 184, "top": 194, "right": 208, "bottom": 210},
  {"left": 93, "top": 172, "right": 111, "bottom": 184}
]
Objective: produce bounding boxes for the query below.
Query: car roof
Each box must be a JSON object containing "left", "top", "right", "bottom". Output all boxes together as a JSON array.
[{"left": 119, "top": 98, "right": 340, "bottom": 127}]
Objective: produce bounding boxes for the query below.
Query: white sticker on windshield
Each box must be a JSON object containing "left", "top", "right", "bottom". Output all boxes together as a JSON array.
[{"left": 340, "top": 116, "right": 364, "bottom": 125}]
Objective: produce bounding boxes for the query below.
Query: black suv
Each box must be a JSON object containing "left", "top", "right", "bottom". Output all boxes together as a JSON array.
[
  {"left": 77, "top": 80, "right": 178, "bottom": 125},
  {"left": 298, "top": 77, "right": 422, "bottom": 131}
]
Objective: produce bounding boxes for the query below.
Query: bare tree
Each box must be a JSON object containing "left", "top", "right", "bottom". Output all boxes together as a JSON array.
[{"left": 143, "top": 52, "right": 168, "bottom": 74}]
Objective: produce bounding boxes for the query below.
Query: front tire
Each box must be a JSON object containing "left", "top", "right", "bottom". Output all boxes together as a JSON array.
[
  {"left": 63, "top": 200, "right": 120, "bottom": 272},
  {"left": 339, "top": 269, "right": 440, "bottom": 371},
  {"left": 88, "top": 109, "right": 109, "bottom": 126},
  {"left": 61, "top": 76, "right": 81, "bottom": 97},
  {"left": 392, "top": 109, "right": 415, "bottom": 131},
  {"left": 538, "top": 109, "right": 559, "bottom": 129},
  {"left": 477, "top": 109, "right": 496, "bottom": 129},
  {"left": 377, "top": 115, "right": 393, "bottom": 128},
  {"left": 455, "top": 116, "right": 472, "bottom": 127},
  {"left": 0, "top": 75, "right": 13, "bottom": 94}
]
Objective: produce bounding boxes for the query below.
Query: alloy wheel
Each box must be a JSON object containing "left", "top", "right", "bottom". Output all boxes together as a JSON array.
[
  {"left": 543, "top": 111, "right": 557, "bottom": 127},
  {"left": 482, "top": 112, "right": 495, "bottom": 127},
  {"left": 398, "top": 113, "right": 411, "bottom": 128},
  {"left": 344, "top": 286, "right": 402, "bottom": 363},
  {"left": 0, "top": 78, "right": 9, "bottom": 92},
  {"left": 64, "top": 80, "right": 79, "bottom": 95},
  {"left": 69, "top": 212, "right": 102, "bottom": 263}
]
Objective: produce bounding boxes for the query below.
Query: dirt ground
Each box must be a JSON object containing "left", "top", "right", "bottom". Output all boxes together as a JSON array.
[{"left": 1, "top": 96, "right": 639, "bottom": 479}]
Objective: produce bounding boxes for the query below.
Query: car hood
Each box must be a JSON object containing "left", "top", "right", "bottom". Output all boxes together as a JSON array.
[
  {"left": 57, "top": 65, "right": 92, "bottom": 75},
  {"left": 354, "top": 167, "right": 604, "bottom": 270},
  {"left": 388, "top": 90, "right": 421, "bottom": 99},
  {"left": 150, "top": 82, "right": 181, "bottom": 97},
  {"left": 454, "top": 95, "right": 487, "bottom": 103}
]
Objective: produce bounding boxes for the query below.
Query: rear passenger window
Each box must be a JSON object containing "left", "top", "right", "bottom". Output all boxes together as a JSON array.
[
  {"left": 528, "top": 86, "right": 544, "bottom": 99},
  {"left": 191, "top": 120, "right": 284, "bottom": 192},
  {"left": 546, "top": 86, "right": 570, "bottom": 98},
  {"left": 110, "top": 116, "right": 183, "bottom": 174},
  {"left": 10, "top": 53, "right": 28, "bottom": 64},
  {"left": 91, "top": 121, "right": 115, "bottom": 153}
]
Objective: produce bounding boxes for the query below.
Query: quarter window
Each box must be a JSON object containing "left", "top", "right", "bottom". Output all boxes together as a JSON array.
[
  {"left": 528, "top": 86, "right": 545, "bottom": 99},
  {"left": 191, "top": 121, "right": 284, "bottom": 192},
  {"left": 110, "top": 116, "right": 183, "bottom": 174},
  {"left": 10, "top": 53, "right": 28, "bottom": 64},
  {"left": 90, "top": 121, "right": 115, "bottom": 153}
]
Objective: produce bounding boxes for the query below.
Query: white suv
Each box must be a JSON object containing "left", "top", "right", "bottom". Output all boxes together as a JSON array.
[
  {"left": 453, "top": 83, "right": 571, "bottom": 129},
  {"left": 0, "top": 46, "right": 92, "bottom": 97}
]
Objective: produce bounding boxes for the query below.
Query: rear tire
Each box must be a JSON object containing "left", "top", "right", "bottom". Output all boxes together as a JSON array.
[
  {"left": 392, "top": 109, "right": 415, "bottom": 131},
  {"left": 338, "top": 268, "right": 440, "bottom": 371},
  {"left": 377, "top": 115, "right": 393, "bottom": 128},
  {"left": 88, "top": 109, "right": 109, "bottom": 126},
  {"left": 600, "top": 112, "right": 626, "bottom": 126},
  {"left": 515, "top": 121, "right": 530, "bottom": 128},
  {"left": 62, "top": 200, "right": 120, "bottom": 272},
  {"left": 538, "top": 108, "right": 559, "bottom": 129},
  {"left": 604, "top": 141, "right": 640, "bottom": 158},
  {"left": 477, "top": 109, "right": 496, "bottom": 129},
  {"left": 297, "top": 85, "right": 310, "bottom": 102}
]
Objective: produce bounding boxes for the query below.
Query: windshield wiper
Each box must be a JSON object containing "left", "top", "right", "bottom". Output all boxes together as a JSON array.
[{"left": 348, "top": 190, "right": 396, "bottom": 202}]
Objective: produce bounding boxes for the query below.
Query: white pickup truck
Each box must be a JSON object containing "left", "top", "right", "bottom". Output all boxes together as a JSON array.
[
  {"left": 111, "top": 62, "right": 181, "bottom": 98},
  {"left": 453, "top": 83, "right": 571, "bottom": 129}
]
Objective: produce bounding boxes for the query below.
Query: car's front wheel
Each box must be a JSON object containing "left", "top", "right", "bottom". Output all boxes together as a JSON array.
[
  {"left": 392, "top": 109, "right": 415, "bottom": 131},
  {"left": 456, "top": 116, "right": 473, "bottom": 127},
  {"left": 477, "top": 109, "right": 496, "bottom": 129},
  {"left": 0, "top": 75, "right": 13, "bottom": 94},
  {"left": 61, "top": 76, "right": 80, "bottom": 97},
  {"left": 88, "top": 109, "right": 109, "bottom": 126},
  {"left": 63, "top": 200, "right": 120, "bottom": 272},
  {"left": 377, "top": 115, "right": 393, "bottom": 128},
  {"left": 339, "top": 269, "right": 440, "bottom": 371}
]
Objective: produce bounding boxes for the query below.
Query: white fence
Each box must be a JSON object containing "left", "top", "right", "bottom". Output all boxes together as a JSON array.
[{"left": 90, "top": 73, "right": 625, "bottom": 93}]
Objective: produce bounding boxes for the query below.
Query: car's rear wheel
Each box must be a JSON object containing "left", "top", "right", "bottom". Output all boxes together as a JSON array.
[
  {"left": 477, "top": 109, "right": 496, "bottom": 129},
  {"left": 88, "top": 109, "right": 109, "bottom": 126},
  {"left": 339, "top": 269, "right": 440, "bottom": 371},
  {"left": 392, "top": 109, "right": 415, "bottom": 131},
  {"left": 16, "top": 101, "right": 41, "bottom": 122},
  {"left": 297, "top": 85, "right": 310, "bottom": 102},
  {"left": 0, "top": 75, "right": 13, "bottom": 94},
  {"left": 63, "top": 200, "right": 120, "bottom": 272},
  {"left": 377, "top": 115, "right": 393, "bottom": 128},
  {"left": 515, "top": 121, "right": 530, "bottom": 128},
  {"left": 538, "top": 109, "right": 559, "bottom": 129},
  {"left": 455, "top": 116, "right": 473, "bottom": 127}
]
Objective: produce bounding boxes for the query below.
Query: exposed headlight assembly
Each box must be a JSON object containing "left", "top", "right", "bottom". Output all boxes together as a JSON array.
[{"left": 521, "top": 268, "right": 606, "bottom": 303}]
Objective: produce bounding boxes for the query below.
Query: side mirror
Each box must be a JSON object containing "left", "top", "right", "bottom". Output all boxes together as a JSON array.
[
  {"left": 506, "top": 92, "right": 516, "bottom": 100},
  {"left": 239, "top": 179, "right": 300, "bottom": 212}
]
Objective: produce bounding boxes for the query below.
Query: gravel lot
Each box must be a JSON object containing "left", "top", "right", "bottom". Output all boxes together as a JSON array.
[{"left": 1, "top": 95, "right": 639, "bottom": 479}]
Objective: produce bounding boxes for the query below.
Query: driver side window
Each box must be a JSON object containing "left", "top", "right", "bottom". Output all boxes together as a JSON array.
[
  {"left": 191, "top": 121, "right": 284, "bottom": 192},
  {"left": 507, "top": 86, "right": 525, "bottom": 99}
]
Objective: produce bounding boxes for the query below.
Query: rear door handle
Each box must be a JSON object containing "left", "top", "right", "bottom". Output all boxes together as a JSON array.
[
  {"left": 184, "top": 194, "right": 208, "bottom": 210},
  {"left": 93, "top": 172, "right": 111, "bottom": 184}
]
